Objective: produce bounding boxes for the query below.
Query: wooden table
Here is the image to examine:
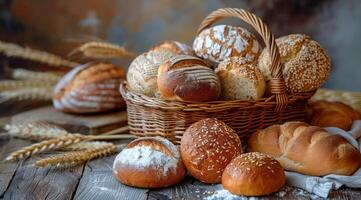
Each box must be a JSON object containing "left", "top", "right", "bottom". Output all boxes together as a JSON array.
[{"left": 1, "top": 101, "right": 361, "bottom": 200}]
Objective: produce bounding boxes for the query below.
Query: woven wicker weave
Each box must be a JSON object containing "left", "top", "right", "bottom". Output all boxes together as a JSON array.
[{"left": 120, "top": 8, "right": 314, "bottom": 144}]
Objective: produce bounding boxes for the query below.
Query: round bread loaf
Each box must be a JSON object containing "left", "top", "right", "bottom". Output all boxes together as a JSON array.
[
  {"left": 157, "top": 55, "right": 221, "bottom": 101},
  {"left": 222, "top": 152, "right": 285, "bottom": 196},
  {"left": 126, "top": 49, "right": 176, "bottom": 97},
  {"left": 113, "top": 137, "right": 186, "bottom": 188},
  {"left": 180, "top": 118, "right": 242, "bottom": 183},
  {"left": 215, "top": 57, "right": 265, "bottom": 100},
  {"left": 151, "top": 40, "right": 194, "bottom": 56},
  {"left": 257, "top": 34, "right": 331, "bottom": 93},
  {"left": 193, "top": 25, "right": 261, "bottom": 63},
  {"left": 53, "top": 62, "right": 126, "bottom": 114}
]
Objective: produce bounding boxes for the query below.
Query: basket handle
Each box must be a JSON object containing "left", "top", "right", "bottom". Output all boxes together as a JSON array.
[{"left": 196, "top": 8, "right": 288, "bottom": 111}]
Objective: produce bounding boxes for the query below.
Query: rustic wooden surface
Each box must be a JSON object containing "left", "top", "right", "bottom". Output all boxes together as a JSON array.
[{"left": 1, "top": 103, "right": 361, "bottom": 200}]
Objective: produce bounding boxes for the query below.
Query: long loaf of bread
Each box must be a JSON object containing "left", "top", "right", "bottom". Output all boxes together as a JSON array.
[{"left": 248, "top": 121, "right": 361, "bottom": 176}]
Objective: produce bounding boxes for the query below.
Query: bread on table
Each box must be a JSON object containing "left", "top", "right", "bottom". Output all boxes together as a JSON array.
[
  {"left": 112, "top": 137, "right": 186, "bottom": 188},
  {"left": 157, "top": 55, "right": 221, "bottom": 101},
  {"left": 193, "top": 25, "right": 261, "bottom": 63},
  {"left": 180, "top": 118, "right": 242, "bottom": 183},
  {"left": 222, "top": 152, "right": 285, "bottom": 196},
  {"left": 248, "top": 121, "right": 361, "bottom": 176},
  {"left": 257, "top": 34, "right": 331, "bottom": 93},
  {"left": 126, "top": 49, "right": 176, "bottom": 97},
  {"left": 151, "top": 40, "right": 194, "bottom": 56},
  {"left": 53, "top": 62, "right": 126, "bottom": 114},
  {"left": 215, "top": 57, "right": 265, "bottom": 100},
  {"left": 306, "top": 100, "right": 361, "bottom": 130}
]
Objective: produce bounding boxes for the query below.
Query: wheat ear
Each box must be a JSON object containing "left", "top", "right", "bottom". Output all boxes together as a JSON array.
[
  {"left": 11, "top": 68, "right": 63, "bottom": 82},
  {"left": 0, "top": 80, "right": 56, "bottom": 91},
  {"left": 68, "top": 41, "right": 135, "bottom": 60},
  {"left": 0, "top": 87, "right": 53, "bottom": 103},
  {"left": 0, "top": 40, "right": 79, "bottom": 67},
  {"left": 34, "top": 142, "right": 118, "bottom": 168}
]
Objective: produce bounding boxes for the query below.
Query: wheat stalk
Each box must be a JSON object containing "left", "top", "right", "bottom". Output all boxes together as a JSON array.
[
  {"left": 0, "top": 80, "right": 56, "bottom": 91},
  {"left": 0, "top": 87, "right": 53, "bottom": 103},
  {"left": 0, "top": 40, "right": 79, "bottom": 67},
  {"left": 11, "top": 68, "right": 63, "bottom": 82},
  {"left": 34, "top": 142, "right": 118, "bottom": 168},
  {"left": 68, "top": 41, "right": 135, "bottom": 61}
]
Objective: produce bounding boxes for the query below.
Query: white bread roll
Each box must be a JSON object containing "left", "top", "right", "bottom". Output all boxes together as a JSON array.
[
  {"left": 257, "top": 34, "right": 331, "bottom": 93},
  {"left": 126, "top": 49, "right": 176, "bottom": 97},
  {"left": 215, "top": 57, "right": 265, "bottom": 100},
  {"left": 248, "top": 121, "right": 361, "bottom": 176},
  {"left": 193, "top": 25, "right": 261, "bottom": 63}
]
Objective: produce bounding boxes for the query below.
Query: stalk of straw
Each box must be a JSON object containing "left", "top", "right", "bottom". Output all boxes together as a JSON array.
[
  {"left": 0, "top": 40, "right": 79, "bottom": 67},
  {"left": 0, "top": 80, "right": 56, "bottom": 91},
  {"left": 0, "top": 87, "right": 53, "bottom": 103},
  {"left": 11, "top": 68, "right": 63, "bottom": 82}
]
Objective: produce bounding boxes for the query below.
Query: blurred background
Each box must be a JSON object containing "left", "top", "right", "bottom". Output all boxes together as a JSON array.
[{"left": 0, "top": 0, "right": 360, "bottom": 91}]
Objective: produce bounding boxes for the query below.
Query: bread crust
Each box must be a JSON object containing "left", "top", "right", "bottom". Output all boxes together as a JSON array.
[{"left": 151, "top": 40, "right": 194, "bottom": 56}]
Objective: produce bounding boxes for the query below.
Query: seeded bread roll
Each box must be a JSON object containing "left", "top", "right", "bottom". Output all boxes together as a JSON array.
[
  {"left": 126, "top": 49, "right": 176, "bottom": 97},
  {"left": 113, "top": 137, "right": 186, "bottom": 188},
  {"left": 257, "top": 34, "right": 331, "bottom": 93},
  {"left": 151, "top": 40, "right": 194, "bottom": 56},
  {"left": 248, "top": 121, "right": 361, "bottom": 176},
  {"left": 180, "top": 118, "right": 242, "bottom": 183},
  {"left": 193, "top": 25, "right": 261, "bottom": 63},
  {"left": 157, "top": 55, "right": 221, "bottom": 101},
  {"left": 222, "top": 152, "right": 285, "bottom": 196},
  {"left": 215, "top": 57, "right": 266, "bottom": 100}
]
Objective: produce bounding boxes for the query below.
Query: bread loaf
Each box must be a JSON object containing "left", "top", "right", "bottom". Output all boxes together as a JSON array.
[
  {"left": 257, "top": 34, "right": 330, "bottom": 93},
  {"left": 126, "top": 49, "right": 176, "bottom": 97},
  {"left": 151, "top": 40, "right": 194, "bottom": 56},
  {"left": 306, "top": 100, "right": 361, "bottom": 130},
  {"left": 215, "top": 57, "right": 265, "bottom": 100},
  {"left": 193, "top": 25, "right": 261, "bottom": 63},
  {"left": 157, "top": 55, "right": 221, "bottom": 101},
  {"left": 113, "top": 137, "right": 186, "bottom": 188},
  {"left": 180, "top": 118, "right": 242, "bottom": 183},
  {"left": 248, "top": 121, "right": 361, "bottom": 176},
  {"left": 53, "top": 62, "right": 125, "bottom": 114},
  {"left": 222, "top": 152, "right": 285, "bottom": 196}
]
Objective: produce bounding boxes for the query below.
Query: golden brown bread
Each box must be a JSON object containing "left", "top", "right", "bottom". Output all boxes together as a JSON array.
[
  {"left": 151, "top": 40, "right": 194, "bottom": 56},
  {"left": 180, "top": 118, "right": 242, "bottom": 183},
  {"left": 222, "top": 152, "right": 285, "bottom": 196},
  {"left": 157, "top": 55, "right": 221, "bottom": 101},
  {"left": 113, "top": 137, "right": 186, "bottom": 188},
  {"left": 53, "top": 62, "right": 125, "bottom": 114},
  {"left": 248, "top": 121, "right": 361, "bottom": 176},
  {"left": 306, "top": 100, "right": 361, "bottom": 130}
]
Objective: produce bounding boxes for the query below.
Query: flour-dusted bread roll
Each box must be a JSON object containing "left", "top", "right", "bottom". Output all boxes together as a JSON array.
[
  {"left": 222, "top": 152, "right": 285, "bottom": 196},
  {"left": 157, "top": 55, "right": 221, "bottom": 101},
  {"left": 193, "top": 25, "right": 261, "bottom": 63},
  {"left": 306, "top": 100, "right": 361, "bottom": 131},
  {"left": 53, "top": 62, "right": 125, "bottom": 114},
  {"left": 180, "top": 118, "right": 242, "bottom": 183},
  {"left": 126, "top": 49, "right": 176, "bottom": 97},
  {"left": 248, "top": 121, "right": 361, "bottom": 176},
  {"left": 151, "top": 40, "right": 194, "bottom": 56},
  {"left": 257, "top": 34, "right": 331, "bottom": 93},
  {"left": 113, "top": 137, "right": 186, "bottom": 188},
  {"left": 215, "top": 57, "right": 265, "bottom": 100}
]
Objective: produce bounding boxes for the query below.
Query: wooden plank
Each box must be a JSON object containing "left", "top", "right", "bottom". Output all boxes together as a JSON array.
[
  {"left": 10, "top": 106, "right": 128, "bottom": 135},
  {"left": 3, "top": 152, "right": 84, "bottom": 200},
  {"left": 0, "top": 138, "right": 31, "bottom": 197},
  {"left": 73, "top": 155, "right": 148, "bottom": 200}
]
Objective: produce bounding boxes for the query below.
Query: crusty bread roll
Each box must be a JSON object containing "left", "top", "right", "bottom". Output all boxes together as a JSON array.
[
  {"left": 222, "top": 152, "right": 285, "bottom": 196},
  {"left": 306, "top": 100, "right": 361, "bottom": 131},
  {"left": 113, "top": 137, "right": 185, "bottom": 188},
  {"left": 126, "top": 49, "right": 176, "bottom": 97},
  {"left": 248, "top": 121, "right": 361, "bottom": 176},
  {"left": 193, "top": 25, "right": 261, "bottom": 63},
  {"left": 257, "top": 34, "right": 331, "bottom": 94},
  {"left": 157, "top": 55, "right": 221, "bottom": 101},
  {"left": 53, "top": 62, "right": 126, "bottom": 114},
  {"left": 215, "top": 57, "right": 265, "bottom": 100},
  {"left": 180, "top": 118, "right": 242, "bottom": 183},
  {"left": 151, "top": 40, "right": 194, "bottom": 56}
]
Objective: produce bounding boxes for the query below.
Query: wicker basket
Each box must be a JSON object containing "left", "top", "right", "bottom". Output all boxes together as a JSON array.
[{"left": 120, "top": 8, "right": 314, "bottom": 144}]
